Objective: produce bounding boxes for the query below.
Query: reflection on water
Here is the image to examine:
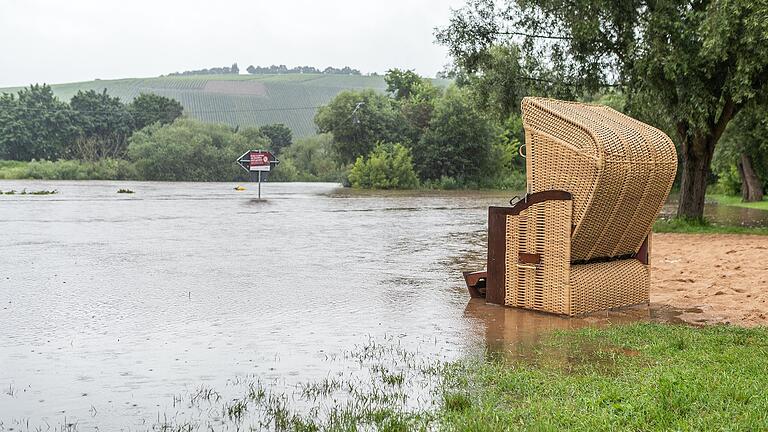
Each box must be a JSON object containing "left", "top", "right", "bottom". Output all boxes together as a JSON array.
[
  {"left": 0, "top": 181, "right": 764, "bottom": 427},
  {"left": 462, "top": 299, "right": 699, "bottom": 357},
  {"left": 662, "top": 193, "right": 768, "bottom": 227}
]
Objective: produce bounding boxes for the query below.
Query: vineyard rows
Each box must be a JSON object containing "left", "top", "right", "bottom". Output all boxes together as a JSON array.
[{"left": 1, "top": 74, "right": 447, "bottom": 137}]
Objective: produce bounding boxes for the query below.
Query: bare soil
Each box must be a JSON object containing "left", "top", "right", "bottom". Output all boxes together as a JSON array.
[{"left": 652, "top": 233, "right": 768, "bottom": 327}]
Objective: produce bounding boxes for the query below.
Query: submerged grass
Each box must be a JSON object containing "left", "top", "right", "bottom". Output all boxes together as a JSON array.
[
  {"left": 6, "top": 325, "right": 768, "bottom": 431},
  {"left": 150, "top": 324, "right": 768, "bottom": 431},
  {"left": 441, "top": 323, "right": 768, "bottom": 431}
]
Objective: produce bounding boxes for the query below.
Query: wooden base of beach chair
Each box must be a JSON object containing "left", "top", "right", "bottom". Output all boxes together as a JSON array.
[{"left": 464, "top": 191, "right": 652, "bottom": 316}]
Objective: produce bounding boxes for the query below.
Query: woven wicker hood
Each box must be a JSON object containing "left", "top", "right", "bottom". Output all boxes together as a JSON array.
[{"left": 521, "top": 97, "right": 678, "bottom": 262}]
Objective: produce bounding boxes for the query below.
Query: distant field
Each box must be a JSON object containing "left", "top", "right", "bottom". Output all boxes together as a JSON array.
[{"left": 0, "top": 74, "right": 450, "bottom": 137}]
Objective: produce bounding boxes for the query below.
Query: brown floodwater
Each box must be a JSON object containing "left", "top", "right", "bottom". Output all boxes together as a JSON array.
[{"left": 0, "top": 181, "right": 765, "bottom": 429}]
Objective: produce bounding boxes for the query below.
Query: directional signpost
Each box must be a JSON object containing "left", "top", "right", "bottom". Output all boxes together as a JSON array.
[{"left": 236, "top": 150, "right": 280, "bottom": 199}]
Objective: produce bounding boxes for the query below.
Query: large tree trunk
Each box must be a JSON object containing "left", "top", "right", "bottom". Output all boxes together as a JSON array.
[
  {"left": 676, "top": 99, "right": 739, "bottom": 219},
  {"left": 737, "top": 152, "right": 763, "bottom": 202},
  {"left": 677, "top": 134, "right": 715, "bottom": 220}
]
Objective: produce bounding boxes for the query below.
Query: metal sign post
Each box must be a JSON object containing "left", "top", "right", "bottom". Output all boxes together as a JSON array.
[{"left": 236, "top": 150, "right": 280, "bottom": 199}]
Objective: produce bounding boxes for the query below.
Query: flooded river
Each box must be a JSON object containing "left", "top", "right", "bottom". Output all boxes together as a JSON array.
[{"left": 1, "top": 181, "right": 765, "bottom": 429}]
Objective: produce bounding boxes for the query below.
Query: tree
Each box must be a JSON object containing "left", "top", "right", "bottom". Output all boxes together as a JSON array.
[
  {"left": 0, "top": 84, "right": 77, "bottom": 161},
  {"left": 438, "top": 0, "right": 768, "bottom": 219},
  {"left": 413, "top": 87, "right": 494, "bottom": 181},
  {"left": 127, "top": 118, "right": 246, "bottom": 181},
  {"left": 279, "top": 133, "right": 344, "bottom": 181},
  {"left": 315, "top": 90, "right": 406, "bottom": 164},
  {"left": 237, "top": 127, "right": 271, "bottom": 150},
  {"left": 70, "top": 89, "right": 134, "bottom": 160},
  {"left": 348, "top": 143, "right": 419, "bottom": 189},
  {"left": 231, "top": 63, "right": 239, "bottom": 74},
  {"left": 258, "top": 123, "right": 293, "bottom": 154},
  {"left": 713, "top": 103, "right": 768, "bottom": 201},
  {"left": 127, "top": 93, "right": 184, "bottom": 131},
  {"left": 382, "top": 69, "right": 443, "bottom": 148},
  {"left": 385, "top": 69, "right": 424, "bottom": 100}
]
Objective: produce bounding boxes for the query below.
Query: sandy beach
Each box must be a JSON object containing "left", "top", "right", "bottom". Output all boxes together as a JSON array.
[{"left": 652, "top": 233, "right": 768, "bottom": 327}]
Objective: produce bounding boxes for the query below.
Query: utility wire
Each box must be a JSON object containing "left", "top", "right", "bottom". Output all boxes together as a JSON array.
[
  {"left": 0, "top": 105, "right": 325, "bottom": 115},
  {"left": 492, "top": 30, "right": 572, "bottom": 40}
]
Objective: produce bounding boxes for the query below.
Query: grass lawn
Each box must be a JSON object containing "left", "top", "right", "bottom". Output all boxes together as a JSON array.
[
  {"left": 707, "top": 193, "right": 768, "bottom": 211},
  {"left": 440, "top": 323, "right": 768, "bottom": 431},
  {"left": 653, "top": 193, "right": 768, "bottom": 235},
  {"left": 653, "top": 217, "right": 768, "bottom": 235}
]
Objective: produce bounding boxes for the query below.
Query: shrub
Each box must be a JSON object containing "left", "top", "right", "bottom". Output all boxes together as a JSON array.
[
  {"left": 127, "top": 118, "right": 257, "bottom": 182},
  {"left": 0, "top": 159, "right": 135, "bottom": 180},
  {"left": 278, "top": 134, "right": 346, "bottom": 182},
  {"left": 348, "top": 143, "right": 419, "bottom": 189}
]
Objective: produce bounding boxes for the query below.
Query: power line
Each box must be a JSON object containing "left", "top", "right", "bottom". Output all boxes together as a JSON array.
[
  {"left": 493, "top": 30, "right": 572, "bottom": 40},
  {"left": 0, "top": 105, "right": 325, "bottom": 115}
]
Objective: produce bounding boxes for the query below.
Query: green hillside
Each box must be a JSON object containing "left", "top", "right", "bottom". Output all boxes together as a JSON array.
[{"left": 2, "top": 74, "right": 450, "bottom": 137}]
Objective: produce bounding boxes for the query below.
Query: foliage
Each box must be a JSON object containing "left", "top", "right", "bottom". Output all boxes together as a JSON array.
[
  {"left": 384, "top": 69, "right": 440, "bottom": 101},
  {"left": 236, "top": 127, "right": 270, "bottom": 150},
  {"left": 438, "top": 0, "right": 768, "bottom": 219},
  {"left": 453, "top": 44, "right": 536, "bottom": 121},
  {"left": 258, "top": 123, "right": 293, "bottom": 154},
  {"left": 0, "top": 158, "right": 136, "bottom": 180},
  {"left": 386, "top": 69, "right": 443, "bottom": 146},
  {"left": 69, "top": 89, "right": 134, "bottom": 160},
  {"left": 348, "top": 143, "right": 419, "bottom": 189},
  {"left": 267, "top": 157, "right": 300, "bottom": 182},
  {"left": 0, "top": 74, "right": 447, "bottom": 138},
  {"left": 127, "top": 118, "right": 247, "bottom": 181},
  {"left": 245, "top": 65, "right": 362, "bottom": 75},
  {"left": 277, "top": 133, "right": 345, "bottom": 182},
  {"left": 712, "top": 103, "right": 768, "bottom": 198},
  {"left": 127, "top": 93, "right": 184, "bottom": 130},
  {"left": 315, "top": 89, "right": 406, "bottom": 164},
  {"left": 167, "top": 64, "right": 240, "bottom": 76},
  {"left": 0, "top": 84, "right": 78, "bottom": 161},
  {"left": 654, "top": 216, "right": 768, "bottom": 235},
  {"left": 413, "top": 86, "right": 494, "bottom": 181},
  {"left": 441, "top": 324, "right": 768, "bottom": 430}
]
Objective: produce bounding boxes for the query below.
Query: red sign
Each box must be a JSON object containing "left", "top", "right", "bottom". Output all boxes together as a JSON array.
[{"left": 249, "top": 151, "right": 272, "bottom": 171}]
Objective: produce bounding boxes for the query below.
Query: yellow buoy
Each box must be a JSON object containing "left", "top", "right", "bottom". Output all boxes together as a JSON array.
[{"left": 234, "top": 186, "right": 246, "bottom": 191}]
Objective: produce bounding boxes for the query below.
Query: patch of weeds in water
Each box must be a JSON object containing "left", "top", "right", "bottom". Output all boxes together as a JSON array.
[
  {"left": 188, "top": 384, "right": 221, "bottom": 406},
  {"left": 443, "top": 392, "right": 472, "bottom": 412},
  {"left": 134, "top": 336, "right": 444, "bottom": 431},
  {"left": 1, "top": 189, "right": 58, "bottom": 195},
  {"left": 35, "top": 324, "right": 768, "bottom": 431},
  {"left": 223, "top": 398, "right": 248, "bottom": 421},
  {"left": 117, "top": 188, "right": 134, "bottom": 194}
]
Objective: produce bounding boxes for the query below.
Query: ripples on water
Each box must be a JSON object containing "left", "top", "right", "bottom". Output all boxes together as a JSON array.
[{"left": 0, "top": 181, "right": 764, "bottom": 428}]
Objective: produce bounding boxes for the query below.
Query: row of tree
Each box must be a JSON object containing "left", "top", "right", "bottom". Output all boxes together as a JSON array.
[
  {"left": 435, "top": 0, "right": 768, "bottom": 219},
  {"left": 245, "top": 65, "right": 362, "bottom": 75},
  {"left": 0, "top": 85, "right": 183, "bottom": 161},
  {"left": 167, "top": 63, "right": 240, "bottom": 76}
]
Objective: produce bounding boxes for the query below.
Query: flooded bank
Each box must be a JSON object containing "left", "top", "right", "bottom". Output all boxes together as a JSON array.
[{"left": 0, "top": 181, "right": 764, "bottom": 428}]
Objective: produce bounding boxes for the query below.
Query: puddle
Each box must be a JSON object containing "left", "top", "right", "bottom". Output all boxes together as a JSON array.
[{"left": 463, "top": 299, "right": 705, "bottom": 353}]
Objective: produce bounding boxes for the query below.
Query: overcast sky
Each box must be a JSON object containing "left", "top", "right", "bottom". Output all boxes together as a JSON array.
[{"left": 0, "top": 0, "right": 467, "bottom": 87}]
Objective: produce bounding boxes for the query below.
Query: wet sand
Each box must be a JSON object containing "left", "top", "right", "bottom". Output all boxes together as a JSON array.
[{"left": 652, "top": 233, "right": 768, "bottom": 327}]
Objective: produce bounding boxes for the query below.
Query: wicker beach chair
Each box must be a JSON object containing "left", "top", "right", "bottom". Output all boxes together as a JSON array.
[{"left": 465, "top": 97, "right": 677, "bottom": 315}]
